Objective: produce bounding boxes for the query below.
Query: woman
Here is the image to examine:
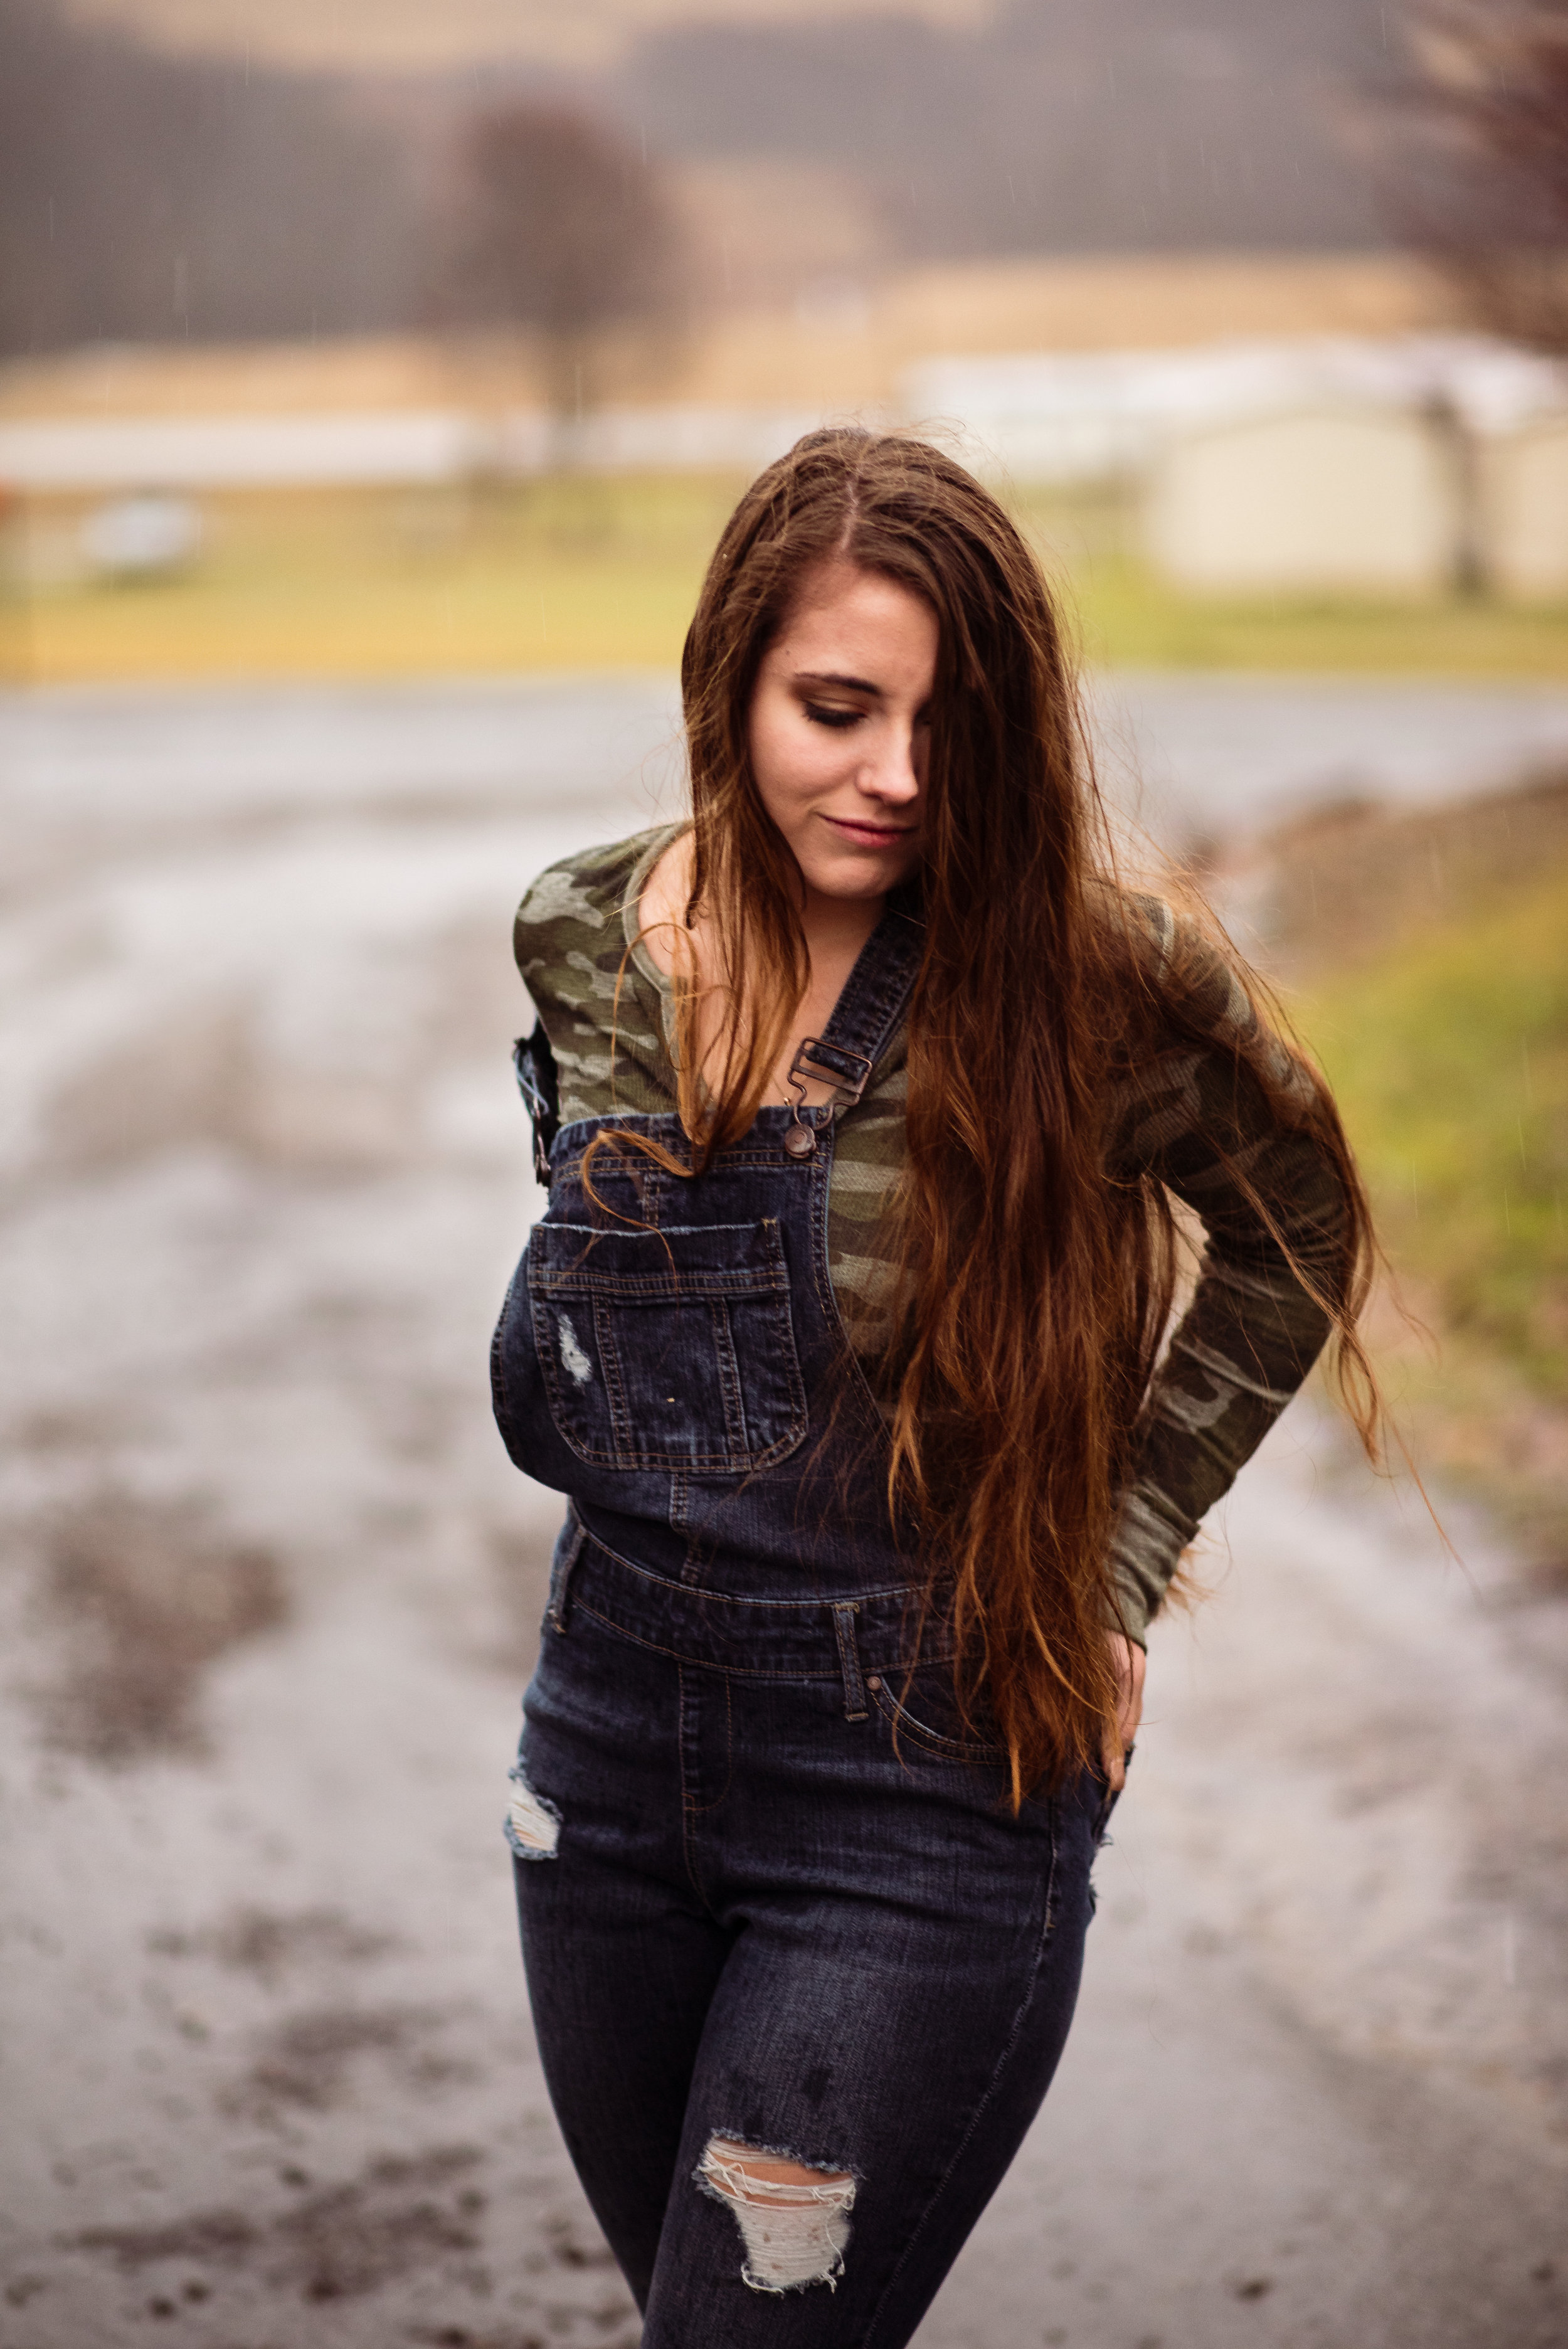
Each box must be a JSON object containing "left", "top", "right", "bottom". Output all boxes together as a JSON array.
[{"left": 490, "top": 430, "right": 1377, "bottom": 2345}]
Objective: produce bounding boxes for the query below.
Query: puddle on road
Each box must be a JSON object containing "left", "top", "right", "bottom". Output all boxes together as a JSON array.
[
  {"left": 64, "top": 2145, "right": 640, "bottom": 2346},
  {"left": 149, "top": 1904, "right": 400, "bottom": 1983},
  {"left": 72, "top": 2145, "right": 485, "bottom": 2303},
  {"left": 39, "top": 1490, "right": 289, "bottom": 1763},
  {"left": 231, "top": 2003, "right": 474, "bottom": 2121}
]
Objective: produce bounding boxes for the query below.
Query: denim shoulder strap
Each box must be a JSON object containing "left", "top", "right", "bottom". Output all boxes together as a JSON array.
[{"left": 785, "top": 904, "right": 923, "bottom": 1154}]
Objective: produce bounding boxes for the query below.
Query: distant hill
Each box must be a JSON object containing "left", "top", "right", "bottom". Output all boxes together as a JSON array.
[
  {"left": 4, "top": 0, "right": 1402, "bottom": 358},
  {"left": 0, "top": 0, "right": 428, "bottom": 357},
  {"left": 612, "top": 0, "right": 1394, "bottom": 256}
]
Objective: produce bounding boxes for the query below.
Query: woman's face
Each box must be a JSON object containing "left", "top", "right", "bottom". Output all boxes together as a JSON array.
[{"left": 748, "top": 559, "right": 935, "bottom": 905}]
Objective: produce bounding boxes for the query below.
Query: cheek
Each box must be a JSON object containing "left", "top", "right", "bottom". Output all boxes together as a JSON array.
[{"left": 750, "top": 708, "right": 836, "bottom": 828}]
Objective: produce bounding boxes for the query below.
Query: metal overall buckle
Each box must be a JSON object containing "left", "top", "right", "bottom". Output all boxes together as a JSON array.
[{"left": 783, "top": 1038, "right": 873, "bottom": 1159}]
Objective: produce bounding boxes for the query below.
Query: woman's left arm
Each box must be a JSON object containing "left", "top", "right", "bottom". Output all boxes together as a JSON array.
[{"left": 1105, "top": 922, "right": 1352, "bottom": 1654}]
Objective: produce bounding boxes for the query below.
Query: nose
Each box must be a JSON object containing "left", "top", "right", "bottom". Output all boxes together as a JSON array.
[{"left": 859, "top": 717, "right": 923, "bottom": 805}]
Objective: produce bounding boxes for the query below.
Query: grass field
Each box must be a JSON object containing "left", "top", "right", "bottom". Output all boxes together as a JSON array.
[
  {"left": 8, "top": 473, "right": 1567, "bottom": 686},
  {"left": 1291, "top": 802, "right": 1568, "bottom": 1566},
  {"left": 3, "top": 477, "right": 744, "bottom": 684}
]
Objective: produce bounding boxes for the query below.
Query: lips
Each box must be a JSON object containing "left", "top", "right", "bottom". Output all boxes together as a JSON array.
[{"left": 822, "top": 814, "right": 917, "bottom": 848}]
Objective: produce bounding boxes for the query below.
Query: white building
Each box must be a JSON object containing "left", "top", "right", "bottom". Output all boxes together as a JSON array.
[
  {"left": 1480, "top": 413, "right": 1568, "bottom": 599},
  {"left": 902, "top": 334, "right": 1567, "bottom": 597},
  {"left": 899, "top": 334, "right": 1565, "bottom": 490},
  {"left": 1144, "top": 404, "right": 1461, "bottom": 595},
  {"left": 0, "top": 403, "right": 834, "bottom": 494}
]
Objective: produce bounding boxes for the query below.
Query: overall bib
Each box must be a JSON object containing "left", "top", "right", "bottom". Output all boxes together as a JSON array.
[{"left": 490, "top": 906, "right": 1110, "bottom": 2348}]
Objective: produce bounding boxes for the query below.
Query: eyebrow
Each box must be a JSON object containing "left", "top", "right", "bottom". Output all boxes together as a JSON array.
[{"left": 791, "top": 669, "right": 884, "bottom": 696}]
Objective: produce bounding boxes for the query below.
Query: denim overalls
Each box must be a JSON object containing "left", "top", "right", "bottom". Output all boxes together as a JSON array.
[{"left": 490, "top": 906, "right": 1109, "bottom": 2348}]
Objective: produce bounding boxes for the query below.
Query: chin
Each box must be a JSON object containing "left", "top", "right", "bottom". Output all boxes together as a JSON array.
[{"left": 802, "top": 847, "right": 892, "bottom": 889}]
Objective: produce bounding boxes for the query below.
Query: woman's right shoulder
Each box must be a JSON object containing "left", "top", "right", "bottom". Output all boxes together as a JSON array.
[{"left": 513, "top": 825, "right": 673, "bottom": 978}]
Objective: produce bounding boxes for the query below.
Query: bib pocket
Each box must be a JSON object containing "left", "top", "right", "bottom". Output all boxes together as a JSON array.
[{"left": 526, "top": 1217, "right": 807, "bottom": 1473}]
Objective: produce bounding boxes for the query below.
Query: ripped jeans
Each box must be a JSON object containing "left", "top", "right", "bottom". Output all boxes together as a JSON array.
[{"left": 509, "top": 1520, "right": 1113, "bottom": 2349}]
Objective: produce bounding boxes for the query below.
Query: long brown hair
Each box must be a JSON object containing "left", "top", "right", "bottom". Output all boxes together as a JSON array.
[{"left": 649, "top": 428, "right": 1381, "bottom": 1800}]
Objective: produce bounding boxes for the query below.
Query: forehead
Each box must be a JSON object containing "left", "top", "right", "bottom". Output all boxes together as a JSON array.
[{"left": 766, "top": 562, "right": 937, "bottom": 674}]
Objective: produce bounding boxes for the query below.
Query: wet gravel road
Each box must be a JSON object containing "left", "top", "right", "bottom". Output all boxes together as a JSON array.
[{"left": 1, "top": 676, "right": 1565, "bottom": 2349}]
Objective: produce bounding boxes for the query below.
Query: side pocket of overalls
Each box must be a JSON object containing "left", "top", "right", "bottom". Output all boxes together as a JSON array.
[
  {"left": 513, "top": 1020, "right": 559, "bottom": 1186},
  {"left": 491, "top": 1249, "right": 529, "bottom": 1460},
  {"left": 490, "top": 1022, "right": 559, "bottom": 1476}
]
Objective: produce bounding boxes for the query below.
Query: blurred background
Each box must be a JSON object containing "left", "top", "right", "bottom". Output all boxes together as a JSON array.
[{"left": 1, "top": 3, "right": 1565, "bottom": 2345}]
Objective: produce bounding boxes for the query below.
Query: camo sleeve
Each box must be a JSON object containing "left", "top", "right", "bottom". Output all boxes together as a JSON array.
[
  {"left": 512, "top": 829, "right": 682, "bottom": 1126},
  {"left": 1106, "top": 904, "right": 1351, "bottom": 1643}
]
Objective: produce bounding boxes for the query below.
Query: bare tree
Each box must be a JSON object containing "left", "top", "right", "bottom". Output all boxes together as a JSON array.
[
  {"left": 445, "top": 104, "right": 685, "bottom": 441},
  {"left": 1386, "top": 0, "right": 1568, "bottom": 354}
]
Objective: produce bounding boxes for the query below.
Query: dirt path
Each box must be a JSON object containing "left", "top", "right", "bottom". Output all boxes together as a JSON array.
[{"left": 1, "top": 681, "right": 1564, "bottom": 2348}]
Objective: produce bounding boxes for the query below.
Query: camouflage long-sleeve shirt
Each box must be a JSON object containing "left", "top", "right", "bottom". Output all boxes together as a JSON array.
[{"left": 514, "top": 825, "right": 1346, "bottom": 1643}]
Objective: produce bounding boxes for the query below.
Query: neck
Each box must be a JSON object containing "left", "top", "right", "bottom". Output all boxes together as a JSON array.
[{"left": 797, "top": 884, "right": 886, "bottom": 967}]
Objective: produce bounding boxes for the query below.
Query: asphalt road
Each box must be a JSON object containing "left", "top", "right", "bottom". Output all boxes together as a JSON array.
[
  {"left": 8, "top": 668, "right": 1568, "bottom": 845},
  {"left": 1, "top": 676, "right": 1565, "bottom": 2349}
]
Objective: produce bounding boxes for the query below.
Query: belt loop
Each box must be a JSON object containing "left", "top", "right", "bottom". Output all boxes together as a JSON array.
[
  {"left": 832, "top": 1603, "right": 869, "bottom": 1722},
  {"left": 547, "top": 1511, "right": 587, "bottom": 1636}
]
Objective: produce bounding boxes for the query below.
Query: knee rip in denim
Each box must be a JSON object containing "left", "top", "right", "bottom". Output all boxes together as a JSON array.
[
  {"left": 696, "top": 2134, "right": 857, "bottom": 2294},
  {"left": 505, "top": 1765, "right": 561, "bottom": 1860}
]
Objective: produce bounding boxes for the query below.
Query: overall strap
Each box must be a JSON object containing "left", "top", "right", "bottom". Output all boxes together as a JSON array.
[{"left": 785, "top": 903, "right": 924, "bottom": 1155}]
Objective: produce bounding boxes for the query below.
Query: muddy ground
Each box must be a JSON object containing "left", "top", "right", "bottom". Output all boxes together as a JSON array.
[{"left": 1, "top": 677, "right": 1565, "bottom": 2349}]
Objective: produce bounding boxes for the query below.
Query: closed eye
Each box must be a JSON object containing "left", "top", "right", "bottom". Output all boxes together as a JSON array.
[{"left": 803, "top": 703, "right": 866, "bottom": 730}]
